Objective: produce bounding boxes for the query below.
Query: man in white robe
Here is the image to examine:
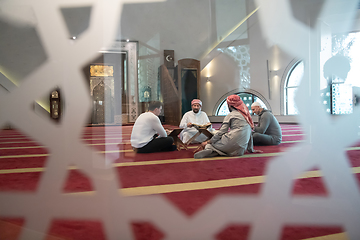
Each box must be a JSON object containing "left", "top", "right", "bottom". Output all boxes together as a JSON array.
[{"left": 179, "top": 99, "right": 214, "bottom": 144}]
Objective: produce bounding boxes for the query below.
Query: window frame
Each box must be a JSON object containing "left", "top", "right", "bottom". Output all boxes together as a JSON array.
[
  {"left": 214, "top": 90, "right": 270, "bottom": 116},
  {"left": 281, "top": 59, "right": 304, "bottom": 115}
]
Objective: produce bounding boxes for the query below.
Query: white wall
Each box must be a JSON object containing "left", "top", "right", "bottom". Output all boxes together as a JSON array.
[
  {"left": 200, "top": 0, "right": 299, "bottom": 117},
  {"left": 119, "top": 0, "right": 303, "bottom": 118},
  {"left": 119, "top": 0, "right": 359, "bottom": 122},
  {"left": 200, "top": 52, "right": 242, "bottom": 116}
]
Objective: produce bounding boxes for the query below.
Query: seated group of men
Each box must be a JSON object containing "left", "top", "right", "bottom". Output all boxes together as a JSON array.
[{"left": 130, "top": 99, "right": 282, "bottom": 154}]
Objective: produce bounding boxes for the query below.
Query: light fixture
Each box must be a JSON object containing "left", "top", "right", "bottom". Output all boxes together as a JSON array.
[
  {"left": 71, "top": 36, "right": 77, "bottom": 40},
  {"left": 126, "top": 39, "right": 130, "bottom": 42},
  {"left": 206, "top": 77, "right": 210, "bottom": 82},
  {"left": 267, "top": 60, "right": 281, "bottom": 100},
  {"left": 270, "top": 70, "right": 279, "bottom": 77}
]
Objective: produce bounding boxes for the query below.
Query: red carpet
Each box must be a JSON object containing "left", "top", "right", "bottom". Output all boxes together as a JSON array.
[
  {"left": 0, "top": 218, "right": 24, "bottom": 240},
  {"left": 131, "top": 222, "right": 164, "bottom": 240},
  {"left": 216, "top": 225, "right": 250, "bottom": 240},
  {"left": 0, "top": 124, "right": 358, "bottom": 239},
  {"left": 47, "top": 219, "right": 107, "bottom": 240},
  {"left": 281, "top": 226, "right": 344, "bottom": 240}
]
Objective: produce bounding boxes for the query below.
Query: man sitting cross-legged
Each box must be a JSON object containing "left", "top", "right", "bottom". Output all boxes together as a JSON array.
[
  {"left": 251, "top": 102, "right": 282, "bottom": 146},
  {"left": 131, "top": 101, "right": 177, "bottom": 153},
  {"left": 179, "top": 99, "right": 215, "bottom": 144}
]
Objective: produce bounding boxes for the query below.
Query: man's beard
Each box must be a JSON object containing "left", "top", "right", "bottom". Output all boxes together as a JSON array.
[{"left": 193, "top": 109, "right": 199, "bottom": 113}]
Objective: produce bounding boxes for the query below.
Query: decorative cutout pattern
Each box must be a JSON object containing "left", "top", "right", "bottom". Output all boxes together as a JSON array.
[
  {"left": 60, "top": 6, "right": 92, "bottom": 39},
  {"left": 218, "top": 45, "right": 250, "bottom": 89},
  {"left": 0, "top": 0, "right": 359, "bottom": 240}
]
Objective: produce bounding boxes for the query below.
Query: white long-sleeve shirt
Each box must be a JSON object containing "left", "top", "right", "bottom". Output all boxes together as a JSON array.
[
  {"left": 179, "top": 110, "right": 214, "bottom": 143},
  {"left": 131, "top": 112, "right": 167, "bottom": 148}
]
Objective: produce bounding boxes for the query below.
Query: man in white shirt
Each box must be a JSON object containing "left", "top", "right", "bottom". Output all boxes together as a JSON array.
[
  {"left": 179, "top": 99, "right": 214, "bottom": 144},
  {"left": 131, "top": 102, "right": 176, "bottom": 153}
]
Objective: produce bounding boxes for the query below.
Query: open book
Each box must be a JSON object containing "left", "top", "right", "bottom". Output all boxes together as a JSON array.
[{"left": 192, "top": 123, "right": 211, "bottom": 129}]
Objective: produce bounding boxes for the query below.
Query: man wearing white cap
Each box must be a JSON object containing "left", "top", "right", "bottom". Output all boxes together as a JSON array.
[
  {"left": 251, "top": 102, "right": 282, "bottom": 145},
  {"left": 179, "top": 99, "right": 214, "bottom": 144}
]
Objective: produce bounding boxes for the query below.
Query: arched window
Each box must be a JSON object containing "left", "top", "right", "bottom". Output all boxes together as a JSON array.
[
  {"left": 284, "top": 60, "right": 304, "bottom": 115},
  {"left": 216, "top": 92, "right": 267, "bottom": 116}
]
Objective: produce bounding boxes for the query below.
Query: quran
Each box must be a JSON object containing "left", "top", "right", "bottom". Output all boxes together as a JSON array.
[
  {"left": 168, "top": 128, "right": 187, "bottom": 151},
  {"left": 191, "top": 123, "right": 211, "bottom": 129}
]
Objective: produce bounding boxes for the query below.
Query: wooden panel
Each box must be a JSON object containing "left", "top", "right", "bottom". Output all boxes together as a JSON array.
[
  {"left": 177, "top": 59, "right": 200, "bottom": 115},
  {"left": 164, "top": 50, "right": 175, "bottom": 68}
]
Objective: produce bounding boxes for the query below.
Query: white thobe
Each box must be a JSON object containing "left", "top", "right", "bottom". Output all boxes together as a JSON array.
[
  {"left": 131, "top": 112, "right": 167, "bottom": 148},
  {"left": 179, "top": 110, "right": 214, "bottom": 143}
]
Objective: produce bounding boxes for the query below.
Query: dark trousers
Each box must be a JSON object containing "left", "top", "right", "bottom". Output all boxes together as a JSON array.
[
  {"left": 253, "top": 132, "right": 281, "bottom": 146},
  {"left": 136, "top": 136, "right": 176, "bottom": 153}
]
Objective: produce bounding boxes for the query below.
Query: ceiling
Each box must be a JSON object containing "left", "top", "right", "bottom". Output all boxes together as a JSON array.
[{"left": 117, "top": 0, "right": 249, "bottom": 61}]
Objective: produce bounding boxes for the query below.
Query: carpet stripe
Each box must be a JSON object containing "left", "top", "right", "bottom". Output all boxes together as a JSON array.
[
  {"left": 120, "top": 176, "right": 266, "bottom": 196},
  {"left": 303, "top": 232, "right": 348, "bottom": 240},
  {"left": 62, "top": 167, "right": 360, "bottom": 196},
  {"left": 115, "top": 152, "right": 281, "bottom": 166},
  {"left": 3, "top": 164, "right": 360, "bottom": 177},
  {"left": 0, "top": 154, "right": 49, "bottom": 159},
  {"left": 0, "top": 166, "right": 77, "bottom": 174},
  {"left": 0, "top": 146, "right": 44, "bottom": 150},
  {"left": 0, "top": 152, "right": 282, "bottom": 173},
  {"left": 0, "top": 137, "right": 125, "bottom": 141},
  {"left": 120, "top": 167, "right": 360, "bottom": 195},
  {"left": 0, "top": 139, "right": 304, "bottom": 150},
  {"left": 1, "top": 146, "right": 359, "bottom": 161},
  {"left": 0, "top": 141, "right": 38, "bottom": 144},
  {"left": 0, "top": 137, "right": 30, "bottom": 140}
]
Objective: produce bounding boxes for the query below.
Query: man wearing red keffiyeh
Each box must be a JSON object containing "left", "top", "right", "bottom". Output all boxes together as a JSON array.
[
  {"left": 194, "top": 95, "right": 261, "bottom": 159},
  {"left": 226, "top": 95, "right": 255, "bottom": 129}
]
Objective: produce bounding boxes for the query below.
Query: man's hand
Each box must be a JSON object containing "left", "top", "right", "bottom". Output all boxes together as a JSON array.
[
  {"left": 165, "top": 129, "right": 171, "bottom": 135},
  {"left": 187, "top": 122, "right": 193, "bottom": 128},
  {"left": 201, "top": 140, "right": 209, "bottom": 148},
  {"left": 193, "top": 140, "right": 209, "bottom": 153}
]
